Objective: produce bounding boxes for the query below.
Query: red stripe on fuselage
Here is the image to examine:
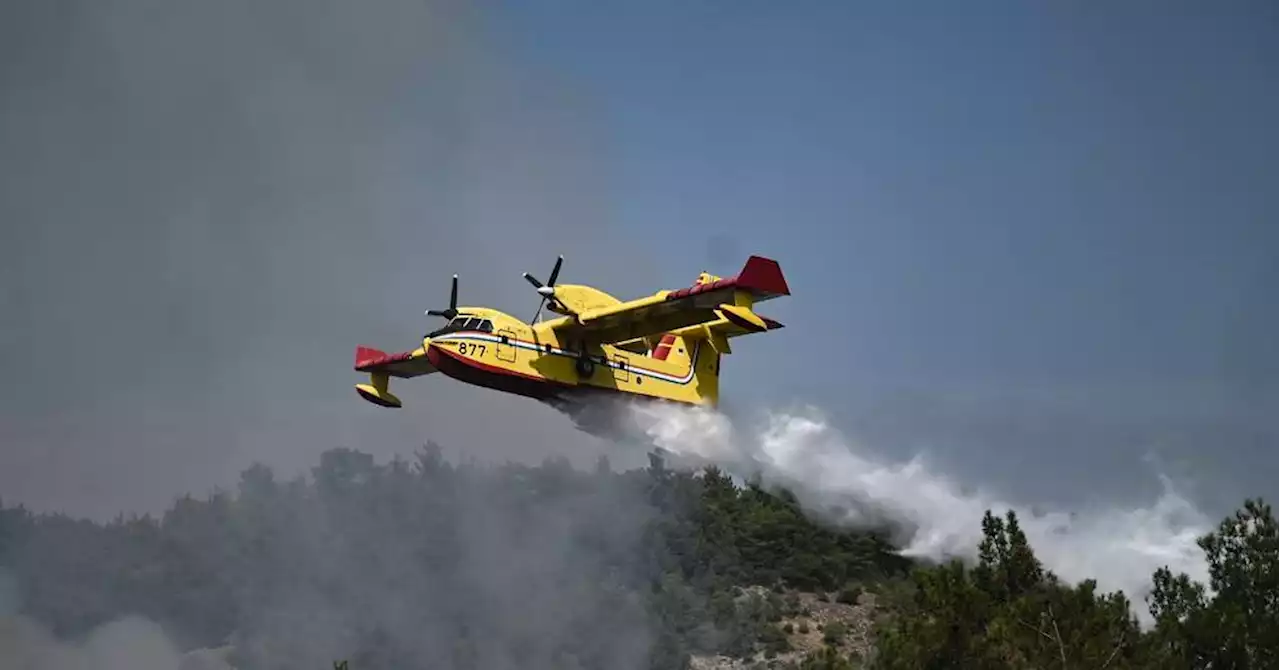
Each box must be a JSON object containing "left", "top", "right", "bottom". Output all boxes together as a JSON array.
[
  {"left": 426, "top": 341, "right": 699, "bottom": 405},
  {"left": 427, "top": 342, "right": 563, "bottom": 400}
]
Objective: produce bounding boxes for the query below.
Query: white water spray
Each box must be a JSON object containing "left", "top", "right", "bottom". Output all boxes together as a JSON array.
[{"left": 618, "top": 401, "right": 1212, "bottom": 622}]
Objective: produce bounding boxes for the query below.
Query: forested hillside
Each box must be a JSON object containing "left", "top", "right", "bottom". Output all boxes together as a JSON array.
[{"left": 0, "top": 445, "right": 1274, "bottom": 669}]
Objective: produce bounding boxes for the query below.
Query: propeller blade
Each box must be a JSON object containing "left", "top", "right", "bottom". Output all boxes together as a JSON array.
[
  {"left": 426, "top": 274, "right": 460, "bottom": 320},
  {"left": 547, "top": 255, "right": 563, "bottom": 286},
  {"left": 525, "top": 255, "right": 566, "bottom": 324},
  {"left": 530, "top": 297, "right": 546, "bottom": 325}
]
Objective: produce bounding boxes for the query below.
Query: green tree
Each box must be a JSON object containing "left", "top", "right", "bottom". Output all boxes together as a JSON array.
[
  {"left": 874, "top": 509, "right": 1144, "bottom": 669},
  {"left": 1147, "top": 497, "right": 1278, "bottom": 668},
  {"left": 972, "top": 510, "right": 1042, "bottom": 605}
]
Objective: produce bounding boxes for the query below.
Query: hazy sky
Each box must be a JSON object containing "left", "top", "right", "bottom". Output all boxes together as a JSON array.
[{"left": 1, "top": 1, "right": 1274, "bottom": 518}]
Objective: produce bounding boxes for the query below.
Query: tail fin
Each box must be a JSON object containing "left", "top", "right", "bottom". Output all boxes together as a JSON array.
[
  {"left": 649, "top": 331, "right": 721, "bottom": 407},
  {"left": 646, "top": 265, "right": 785, "bottom": 407},
  {"left": 691, "top": 336, "right": 721, "bottom": 406}
]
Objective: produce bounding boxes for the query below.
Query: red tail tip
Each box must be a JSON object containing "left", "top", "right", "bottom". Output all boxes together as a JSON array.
[{"left": 736, "top": 255, "right": 790, "bottom": 297}]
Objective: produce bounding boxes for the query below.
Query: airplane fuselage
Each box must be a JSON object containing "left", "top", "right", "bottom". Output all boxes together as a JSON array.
[{"left": 422, "top": 312, "right": 719, "bottom": 407}]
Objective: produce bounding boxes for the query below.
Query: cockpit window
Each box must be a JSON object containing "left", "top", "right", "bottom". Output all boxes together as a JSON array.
[{"left": 427, "top": 316, "right": 494, "bottom": 338}]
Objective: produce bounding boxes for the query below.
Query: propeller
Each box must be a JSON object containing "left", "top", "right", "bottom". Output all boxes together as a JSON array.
[
  {"left": 523, "top": 255, "right": 564, "bottom": 324},
  {"left": 425, "top": 274, "right": 460, "bottom": 320}
]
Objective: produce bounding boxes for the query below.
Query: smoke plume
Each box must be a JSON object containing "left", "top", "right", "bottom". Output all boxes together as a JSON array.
[
  {"left": 0, "top": 614, "right": 197, "bottom": 670},
  {"left": 0, "top": 445, "right": 661, "bottom": 670},
  {"left": 620, "top": 401, "right": 1213, "bottom": 622}
]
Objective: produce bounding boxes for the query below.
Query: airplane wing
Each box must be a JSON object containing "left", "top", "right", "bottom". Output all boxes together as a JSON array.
[
  {"left": 552, "top": 255, "right": 789, "bottom": 346},
  {"left": 353, "top": 345, "right": 438, "bottom": 378},
  {"left": 613, "top": 313, "right": 785, "bottom": 355}
]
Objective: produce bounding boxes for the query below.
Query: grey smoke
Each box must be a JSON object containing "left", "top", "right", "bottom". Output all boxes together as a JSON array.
[
  {"left": 0, "top": 568, "right": 16, "bottom": 617},
  {"left": 0, "top": 0, "right": 659, "bottom": 518},
  {"left": 0, "top": 615, "right": 193, "bottom": 670},
  {"left": 0, "top": 2, "right": 671, "bottom": 666},
  {"left": 3, "top": 564, "right": 191, "bottom": 669},
  {"left": 0, "top": 448, "right": 664, "bottom": 669}
]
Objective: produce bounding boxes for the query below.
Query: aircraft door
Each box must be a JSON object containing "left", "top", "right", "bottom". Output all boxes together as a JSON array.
[{"left": 496, "top": 329, "right": 518, "bottom": 363}]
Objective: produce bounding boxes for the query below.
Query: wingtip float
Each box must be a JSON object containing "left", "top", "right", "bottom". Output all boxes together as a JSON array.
[{"left": 352, "top": 254, "right": 791, "bottom": 411}]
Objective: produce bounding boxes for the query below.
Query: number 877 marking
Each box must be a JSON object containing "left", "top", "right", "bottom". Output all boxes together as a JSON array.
[{"left": 458, "top": 342, "right": 487, "bottom": 357}]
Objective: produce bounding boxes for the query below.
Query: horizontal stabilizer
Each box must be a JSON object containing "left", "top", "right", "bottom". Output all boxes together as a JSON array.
[
  {"left": 717, "top": 303, "right": 768, "bottom": 333},
  {"left": 695, "top": 312, "right": 783, "bottom": 343}
]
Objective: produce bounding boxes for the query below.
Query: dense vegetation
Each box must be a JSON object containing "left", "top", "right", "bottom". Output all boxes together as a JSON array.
[
  {"left": 873, "top": 499, "right": 1277, "bottom": 669},
  {"left": 0, "top": 445, "right": 907, "bottom": 669},
  {"left": 0, "top": 445, "right": 1274, "bottom": 669}
]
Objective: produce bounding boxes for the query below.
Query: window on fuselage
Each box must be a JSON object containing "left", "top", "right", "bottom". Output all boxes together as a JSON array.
[
  {"left": 465, "top": 318, "right": 494, "bottom": 333},
  {"left": 427, "top": 316, "right": 493, "bottom": 339}
]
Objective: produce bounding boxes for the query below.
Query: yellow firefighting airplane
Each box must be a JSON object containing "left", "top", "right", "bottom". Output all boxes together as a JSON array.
[{"left": 352, "top": 254, "right": 790, "bottom": 410}]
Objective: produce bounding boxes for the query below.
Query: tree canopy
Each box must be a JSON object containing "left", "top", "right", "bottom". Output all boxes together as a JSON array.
[
  {"left": 0, "top": 447, "right": 907, "bottom": 669},
  {"left": 872, "top": 499, "right": 1277, "bottom": 669},
  {"left": 0, "top": 446, "right": 1273, "bottom": 669}
]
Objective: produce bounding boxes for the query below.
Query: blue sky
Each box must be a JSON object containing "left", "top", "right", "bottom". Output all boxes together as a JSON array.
[
  {"left": 487, "top": 2, "right": 1271, "bottom": 383},
  {"left": 0, "top": 1, "right": 1272, "bottom": 517},
  {"left": 479, "top": 1, "right": 1275, "bottom": 504}
]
